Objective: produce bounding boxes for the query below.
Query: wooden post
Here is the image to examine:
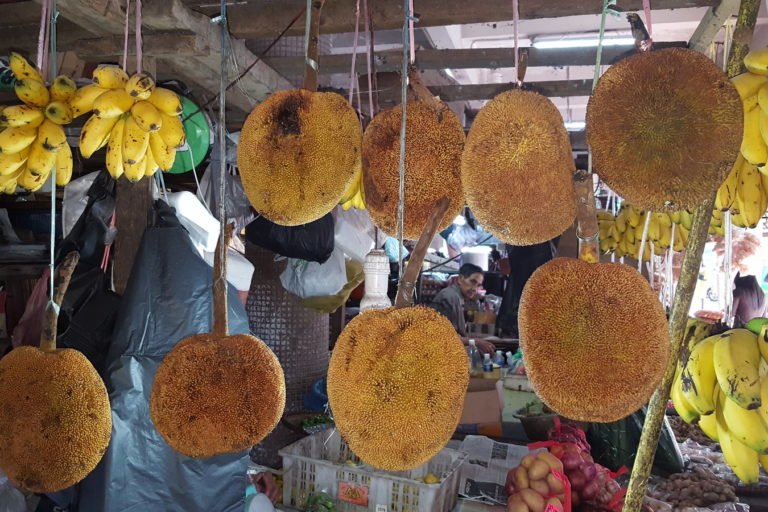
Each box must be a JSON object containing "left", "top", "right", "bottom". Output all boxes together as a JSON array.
[
  {"left": 113, "top": 177, "right": 153, "bottom": 295},
  {"left": 622, "top": 1, "right": 759, "bottom": 510}
]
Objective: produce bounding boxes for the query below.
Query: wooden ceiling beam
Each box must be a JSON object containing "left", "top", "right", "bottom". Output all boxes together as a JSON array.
[
  {"left": 226, "top": 0, "right": 717, "bottom": 40},
  {"left": 351, "top": 79, "right": 593, "bottom": 105},
  {"left": 265, "top": 42, "right": 687, "bottom": 76},
  {"left": 688, "top": 0, "right": 740, "bottom": 52},
  {"left": 39, "top": 0, "right": 291, "bottom": 114},
  {"left": 62, "top": 32, "right": 210, "bottom": 59}
]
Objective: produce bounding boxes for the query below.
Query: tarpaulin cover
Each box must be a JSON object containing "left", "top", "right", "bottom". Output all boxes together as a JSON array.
[{"left": 69, "top": 201, "right": 250, "bottom": 511}]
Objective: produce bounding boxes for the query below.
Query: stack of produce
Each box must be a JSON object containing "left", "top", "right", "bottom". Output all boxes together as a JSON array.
[
  {"left": 647, "top": 467, "right": 737, "bottom": 508},
  {"left": 671, "top": 327, "right": 768, "bottom": 484},
  {"left": 597, "top": 206, "right": 687, "bottom": 260},
  {"left": 0, "top": 52, "right": 78, "bottom": 192},
  {"left": 667, "top": 416, "right": 713, "bottom": 446},
  {"left": 714, "top": 154, "right": 768, "bottom": 228},
  {"left": 505, "top": 451, "right": 568, "bottom": 512},
  {"left": 74, "top": 65, "right": 185, "bottom": 182}
]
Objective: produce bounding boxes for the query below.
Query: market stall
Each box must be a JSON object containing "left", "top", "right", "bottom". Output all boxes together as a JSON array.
[{"left": 0, "top": 0, "right": 768, "bottom": 511}]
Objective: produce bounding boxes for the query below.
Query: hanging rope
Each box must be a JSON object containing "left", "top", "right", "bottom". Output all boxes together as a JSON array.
[
  {"left": 512, "top": 0, "right": 520, "bottom": 85},
  {"left": 642, "top": 0, "right": 653, "bottom": 45},
  {"left": 122, "top": 0, "right": 131, "bottom": 71},
  {"left": 217, "top": 0, "right": 229, "bottom": 314},
  {"left": 35, "top": 0, "right": 49, "bottom": 70},
  {"left": 135, "top": 0, "right": 143, "bottom": 73},
  {"left": 348, "top": 0, "right": 362, "bottom": 105},
  {"left": 396, "top": 0, "right": 412, "bottom": 278},
  {"left": 47, "top": 0, "right": 57, "bottom": 304},
  {"left": 408, "top": 0, "right": 416, "bottom": 64},
  {"left": 363, "top": 0, "right": 377, "bottom": 119}
]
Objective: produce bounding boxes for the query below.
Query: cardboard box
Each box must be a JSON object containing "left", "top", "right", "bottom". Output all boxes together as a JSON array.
[{"left": 460, "top": 378, "right": 504, "bottom": 425}]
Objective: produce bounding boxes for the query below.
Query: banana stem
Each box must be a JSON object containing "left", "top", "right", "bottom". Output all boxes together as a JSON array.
[
  {"left": 395, "top": 197, "right": 451, "bottom": 308},
  {"left": 213, "top": 224, "right": 233, "bottom": 337},
  {"left": 40, "top": 251, "right": 80, "bottom": 353},
  {"left": 623, "top": 2, "right": 759, "bottom": 509},
  {"left": 573, "top": 169, "right": 599, "bottom": 263},
  {"left": 303, "top": 0, "right": 326, "bottom": 92}
]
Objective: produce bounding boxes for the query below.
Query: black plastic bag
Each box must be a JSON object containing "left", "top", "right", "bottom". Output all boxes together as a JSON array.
[{"left": 245, "top": 212, "right": 334, "bottom": 263}]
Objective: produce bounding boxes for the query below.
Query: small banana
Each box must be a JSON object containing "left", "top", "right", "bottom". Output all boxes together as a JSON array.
[
  {"left": 759, "top": 83, "right": 768, "bottom": 114},
  {"left": 713, "top": 329, "right": 762, "bottom": 410},
  {"left": 722, "top": 391, "right": 768, "bottom": 452},
  {"left": 742, "top": 105, "right": 768, "bottom": 166},
  {"left": 715, "top": 390, "right": 760, "bottom": 484},
  {"left": 131, "top": 101, "right": 163, "bottom": 132},
  {"left": 49, "top": 75, "right": 77, "bottom": 102},
  {"left": 122, "top": 115, "right": 149, "bottom": 165},
  {"left": 25, "top": 138, "right": 57, "bottom": 176},
  {"left": 0, "top": 105, "right": 44, "bottom": 128},
  {"left": 148, "top": 132, "right": 175, "bottom": 170},
  {"left": 15, "top": 78, "right": 50, "bottom": 108},
  {"left": 93, "top": 88, "right": 136, "bottom": 119},
  {"left": 17, "top": 166, "right": 49, "bottom": 192},
  {"left": 123, "top": 153, "right": 147, "bottom": 182},
  {"left": 125, "top": 72, "right": 156, "bottom": 101},
  {"left": 55, "top": 143, "right": 73, "bottom": 186},
  {"left": 147, "top": 87, "right": 183, "bottom": 116},
  {"left": 144, "top": 147, "right": 161, "bottom": 177},
  {"left": 92, "top": 65, "right": 129, "bottom": 89},
  {"left": 44, "top": 102, "right": 74, "bottom": 125},
  {"left": 732, "top": 72, "right": 768, "bottom": 100},
  {"left": 157, "top": 113, "right": 186, "bottom": 148},
  {"left": 761, "top": 110, "right": 768, "bottom": 147},
  {"left": 105, "top": 116, "right": 126, "bottom": 179},
  {"left": 0, "top": 166, "right": 23, "bottom": 191},
  {"left": 698, "top": 413, "right": 719, "bottom": 442},
  {"left": 680, "top": 336, "right": 718, "bottom": 415},
  {"left": 745, "top": 49, "right": 768, "bottom": 76},
  {"left": 0, "top": 147, "right": 30, "bottom": 176},
  {"left": 69, "top": 83, "right": 109, "bottom": 118},
  {"left": 716, "top": 156, "right": 742, "bottom": 211},
  {"left": 758, "top": 325, "right": 768, "bottom": 364},
  {"left": 736, "top": 160, "right": 764, "bottom": 228},
  {"left": 9, "top": 52, "right": 43, "bottom": 82},
  {"left": 0, "top": 126, "right": 38, "bottom": 154},
  {"left": 37, "top": 120, "right": 67, "bottom": 152},
  {"left": 79, "top": 115, "right": 120, "bottom": 158},
  {"left": 671, "top": 366, "right": 700, "bottom": 424}
]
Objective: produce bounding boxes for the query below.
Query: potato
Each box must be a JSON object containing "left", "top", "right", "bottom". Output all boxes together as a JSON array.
[
  {"left": 513, "top": 467, "right": 530, "bottom": 490},
  {"left": 529, "top": 479, "right": 550, "bottom": 496},
  {"left": 521, "top": 455, "right": 536, "bottom": 469},
  {"left": 529, "top": 460, "right": 550, "bottom": 481},
  {"left": 546, "top": 473, "right": 565, "bottom": 494},
  {"left": 545, "top": 497, "right": 563, "bottom": 512},
  {"left": 508, "top": 495, "right": 530, "bottom": 512},
  {"left": 519, "top": 489, "right": 546, "bottom": 512},
  {"left": 536, "top": 452, "right": 564, "bottom": 473}
]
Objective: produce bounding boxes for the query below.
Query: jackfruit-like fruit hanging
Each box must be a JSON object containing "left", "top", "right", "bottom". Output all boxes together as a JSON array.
[
  {"left": 519, "top": 258, "right": 670, "bottom": 423},
  {"left": 237, "top": 89, "right": 362, "bottom": 226},
  {"left": 363, "top": 100, "right": 465, "bottom": 240},
  {"left": 586, "top": 47, "right": 742, "bottom": 211},
  {"left": 462, "top": 90, "right": 576, "bottom": 245},
  {"left": 328, "top": 306, "right": 469, "bottom": 470},
  {"left": 150, "top": 332, "right": 286, "bottom": 458}
]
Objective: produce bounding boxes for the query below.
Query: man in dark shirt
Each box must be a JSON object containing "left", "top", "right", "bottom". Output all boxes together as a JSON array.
[{"left": 431, "top": 263, "right": 496, "bottom": 354}]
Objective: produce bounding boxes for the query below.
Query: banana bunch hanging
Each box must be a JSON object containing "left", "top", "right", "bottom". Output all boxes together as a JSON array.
[
  {"left": 75, "top": 64, "right": 186, "bottom": 182},
  {"left": 671, "top": 325, "right": 768, "bottom": 485},
  {"left": 338, "top": 161, "right": 366, "bottom": 210},
  {"left": 715, "top": 154, "right": 768, "bottom": 229},
  {"left": 0, "top": 52, "right": 78, "bottom": 193}
]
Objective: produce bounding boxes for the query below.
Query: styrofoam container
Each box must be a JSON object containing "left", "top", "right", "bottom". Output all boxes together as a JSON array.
[{"left": 279, "top": 432, "right": 466, "bottom": 512}]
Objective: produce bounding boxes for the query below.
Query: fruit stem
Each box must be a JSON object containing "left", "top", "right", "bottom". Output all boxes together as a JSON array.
[
  {"left": 623, "top": 2, "right": 760, "bottom": 509},
  {"left": 302, "top": 0, "right": 327, "bottom": 92},
  {"left": 573, "top": 169, "right": 600, "bottom": 263},
  {"left": 395, "top": 197, "right": 451, "bottom": 308},
  {"left": 407, "top": 68, "right": 444, "bottom": 112},
  {"left": 213, "top": 223, "right": 233, "bottom": 337},
  {"left": 39, "top": 251, "right": 80, "bottom": 353}
]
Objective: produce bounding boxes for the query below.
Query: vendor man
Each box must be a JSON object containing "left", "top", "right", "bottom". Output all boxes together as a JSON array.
[{"left": 430, "top": 263, "right": 496, "bottom": 354}]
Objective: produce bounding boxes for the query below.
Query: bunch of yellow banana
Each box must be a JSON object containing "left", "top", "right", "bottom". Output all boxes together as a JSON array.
[
  {"left": 0, "top": 52, "right": 79, "bottom": 193},
  {"left": 598, "top": 205, "right": 689, "bottom": 260},
  {"left": 76, "top": 65, "right": 186, "bottom": 182},
  {"left": 714, "top": 154, "right": 768, "bottom": 228},
  {"left": 672, "top": 327, "right": 768, "bottom": 484},
  {"left": 338, "top": 160, "right": 366, "bottom": 210},
  {"left": 731, "top": 49, "right": 768, "bottom": 168}
]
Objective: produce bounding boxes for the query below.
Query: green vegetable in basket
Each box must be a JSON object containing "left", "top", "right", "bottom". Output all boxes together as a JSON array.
[{"left": 305, "top": 492, "right": 335, "bottom": 512}]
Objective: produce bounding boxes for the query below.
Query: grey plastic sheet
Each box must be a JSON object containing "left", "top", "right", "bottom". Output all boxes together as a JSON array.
[{"left": 62, "top": 203, "right": 251, "bottom": 511}]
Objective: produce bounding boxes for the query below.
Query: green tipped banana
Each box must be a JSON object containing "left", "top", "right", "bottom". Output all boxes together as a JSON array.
[{"left": 747, "top": 317, "right": 768, "bottom": 335}]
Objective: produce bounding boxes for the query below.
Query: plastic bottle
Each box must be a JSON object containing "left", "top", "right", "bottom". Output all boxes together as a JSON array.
[
  {"left": 494, "top": 350, "right": 505, "bottom": 367},
  {"left": 483, "top": 353, "right": 493, "bottom": 373},
  {"left": 467, "top": 339, "right": 482, "bottom": 376}
]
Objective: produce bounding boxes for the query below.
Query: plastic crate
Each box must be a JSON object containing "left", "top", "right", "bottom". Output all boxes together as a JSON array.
[{"left": 278, "top": 431, "right": 467, "bottom": 512}]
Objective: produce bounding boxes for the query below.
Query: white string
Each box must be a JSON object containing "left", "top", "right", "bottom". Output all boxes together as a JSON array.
[
  {"left": 48, "top": 0, "right": 57, "bottom": 303},
  {"left": 348, "top": 0, "right": 362, "bottom": 105},
  {"left": 396, "top": 0, "right": 412, "bottom": 278},
  {"left": 217, "top": 0, "right": 228, "bottom": 318},
  {"left": 638, "top": 211, "right": 651, "bottom": 273}
]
